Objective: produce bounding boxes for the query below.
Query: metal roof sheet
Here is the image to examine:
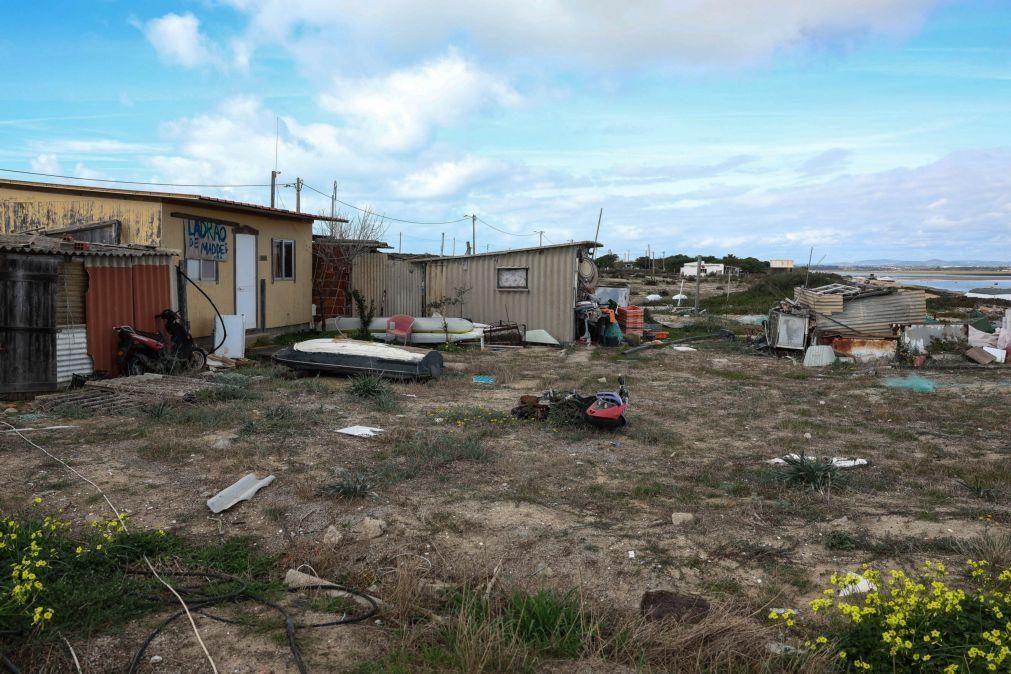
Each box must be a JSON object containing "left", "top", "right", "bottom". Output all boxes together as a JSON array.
[
  {"left": 0, "top": 233, "right": 173, "bottom": 258},
  {"left": 0, "top": 178, "right": 348, "bottom": 223}
]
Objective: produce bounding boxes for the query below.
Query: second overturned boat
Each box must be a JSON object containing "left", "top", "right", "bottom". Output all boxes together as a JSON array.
[{"left": 273, "top": 339, "right": 444, "bottom": 379}]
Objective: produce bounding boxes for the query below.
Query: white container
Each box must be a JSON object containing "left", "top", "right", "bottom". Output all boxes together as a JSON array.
[{"left": 214, "top": 314, "right": 246, "bottom": 359}]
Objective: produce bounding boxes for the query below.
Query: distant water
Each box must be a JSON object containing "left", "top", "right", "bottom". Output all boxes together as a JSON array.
[{"left": 846, "top": 273, "right": 1011, "bottom": 294}]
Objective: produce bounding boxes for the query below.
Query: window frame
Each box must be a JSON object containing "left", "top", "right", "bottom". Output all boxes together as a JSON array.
[
  {"left": 184, "top": 257, "right": 218, "bottom": 283},
  {"left": 272, "top": 238, "right": 296, "bottom": 281},
  {"left": 496, "top": 266, "right": 529, "bottom": 291}
]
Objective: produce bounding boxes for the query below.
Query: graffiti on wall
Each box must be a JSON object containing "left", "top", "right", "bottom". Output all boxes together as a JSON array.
[{"left": 185, "top": 219, "right": 229, "bottom": 261}]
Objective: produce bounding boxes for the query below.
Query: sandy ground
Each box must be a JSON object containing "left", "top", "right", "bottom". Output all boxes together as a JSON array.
[{"left": 2, "top": 341, "right": 1009, "bottom": 671}]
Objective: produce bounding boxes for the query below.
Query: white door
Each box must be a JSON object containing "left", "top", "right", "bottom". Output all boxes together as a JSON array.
[{"left": 235, "top": 233, "right": 257, "bottom": 329}]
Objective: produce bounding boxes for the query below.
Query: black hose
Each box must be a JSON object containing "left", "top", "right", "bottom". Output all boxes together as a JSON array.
[
  {"left": 124, "top": 569, "right": 378, "bottom": 674},
  {"left": 0, "top": 654, "right": 21, "bottom": 674},
  {"left": 176, "top": 265, "right": 228, "bottom": 355}
]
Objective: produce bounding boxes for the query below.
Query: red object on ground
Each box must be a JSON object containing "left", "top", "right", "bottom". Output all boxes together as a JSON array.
[{"left": 386, "top": 314, "right": 416, "bottom": 345}]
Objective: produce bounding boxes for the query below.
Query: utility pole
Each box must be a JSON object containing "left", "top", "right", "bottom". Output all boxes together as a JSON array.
[
  {"left": 694, "top": 255, "right": 702, "bottom": 315},
  {"left": 440, "top": 233, "right": 445, "bottom": 256},
  {"left": 452, "top": 237, "right": 456, "bottom": 255},
  {"left": 537, "top": 230, "right": 544, "bottom": 247},
  {"left": 295, "top": 177, "right": 303, "bottom": 213},
  {"left": 270, "top": 170, "right": 280, "bottom": 208},
  {"left": 471, "top": 214, "right": 476, "bottom": 256},
  {"left": 661, "top": 251, "right": 666, "bottom": 272},
  {"left": 399, "top": 232, "right": 402, "bottom": 253},
  {"left": 330, "top": 180, "right": 337, "bottom": 218}
]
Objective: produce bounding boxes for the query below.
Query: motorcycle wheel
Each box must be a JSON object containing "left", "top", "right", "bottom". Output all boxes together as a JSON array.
[
  {"left": 125, "top": 356, "right": 147, "bottom": 376},
  {"left": 186, "top": 348, "right": 208, "bottom": 372}
]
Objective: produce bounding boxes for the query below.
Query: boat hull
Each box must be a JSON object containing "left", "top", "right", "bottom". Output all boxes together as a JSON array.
[{"left": 272, "top": 341, "right": 444, "bottom": 379}]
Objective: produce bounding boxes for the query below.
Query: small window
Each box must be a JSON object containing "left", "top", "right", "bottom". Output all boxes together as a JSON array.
[
  {"left": 185, "top": 258, "right": 218, "bottom": 282},
  {"left": 497, "top": 267, "right": 529, "bottom": 290},
  {"left": 273, "top": 239, "right": 295, "bottom": 280}
]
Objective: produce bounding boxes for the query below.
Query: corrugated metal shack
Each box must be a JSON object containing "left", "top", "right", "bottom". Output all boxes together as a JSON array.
[
  {"left": 335, "top": 241, "right": 600, "bottom": 343},
  {"left": 0, "top": 234, "right": 174, "bottom": 396},
  {"left": 795, "top": 285, "right": 927, "bottom": 338},
  {"left": 350, "top": 251, "right": 426, "bottom": 318}
]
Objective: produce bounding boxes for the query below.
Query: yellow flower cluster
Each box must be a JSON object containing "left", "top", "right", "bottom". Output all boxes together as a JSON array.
[
  {"left": 801, "top": 560, "right": 1011, "bottom": 672},
  {"left": 767, "top": 608, "right": 797, "bottom": 628},
  {"left": 2, "top": 501, "right": 129, "bottom": 632}
]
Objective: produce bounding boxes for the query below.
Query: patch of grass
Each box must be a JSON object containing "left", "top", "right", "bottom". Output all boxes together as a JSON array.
[
  {"left": 347, "top": 374, "right": 400, "bottom": 411},
  {"left": 628, "top": 422, "right": 681, "bottom": 447},
  {"left": 957, "top": 524, "right": 1011, "bottom": 568},
  {"left": 631, "top": 481, "right": 674, "bottom": 499},
  {"left": 193, "top": 384, "right": 257, "bottom": 402},
  {"left": 2, "top": 513, "right": 278, "bottom": 672},
  {"left": 775, "top": 453, "right": 846, "bottom": 493},
  {"left": 318, "top": 471, "right": 376, "bottom": 499},
  {"left": 433, "top": 404, "right": 514, "bottom": 429},
  {"left": 957, "top": 477, "right": 1006, "bottom": 502},
  {"left": 502, "top": 590, "right": 591, "bottom": 658},
  {"left": 241, "top": 404, "right": 308, "bottom": 435},
  {"left": 783, "top": 371, "right": 809, "bottom": 380},
  {"left": 376, "top": 432, "right": 492, "bottom": 485},
  {"left": 139, "top": 437, "right": 192, "bottom": 463}
]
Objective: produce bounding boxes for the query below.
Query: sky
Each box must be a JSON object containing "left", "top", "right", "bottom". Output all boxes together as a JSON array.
[{"left": 2, "top": 0, "right": 1011, "bottom": 262}]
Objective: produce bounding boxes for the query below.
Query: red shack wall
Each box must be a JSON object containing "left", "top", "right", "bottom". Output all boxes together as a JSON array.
[{"left": 85, "top": 261, "right": 172, "bottom": 375}]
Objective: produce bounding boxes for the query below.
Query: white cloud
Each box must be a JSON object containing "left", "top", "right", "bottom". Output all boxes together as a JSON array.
[
  {"left": 29, "top": 154, "right": 61, "bottom": 174},
  {"left": 141, "top": 13, "right": 246, "bottom": 71},
  {"left": 224, "top": 0, "right": 943, "bottom": 68},
  {"left": 393, "top": 156, "right": 502, "bottom": 199},
  {"left": 143, "top": 13, "right": 211, "bottom": 68},
  {"left": 320, "top": 51, "right": 520, "bottom": 152}
]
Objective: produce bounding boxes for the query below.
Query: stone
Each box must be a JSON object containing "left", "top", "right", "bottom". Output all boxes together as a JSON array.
[
  {"left": 640, "top": 590, "right": 710, "bottom": 624},
  {"left": 323, "top": 525, "right": 343, "bottom": 546},
  {"left": 149, "top": 655, "right": 163, "bottom": 664},
  {"left": 357, "top": 517, "right": 386, "bottom": 539},
  {"left": 670, "top": 512, "right": 695, "bottom": 526},
  {"left": 4, "top": 408, "right": 17, "bottom": 414}
]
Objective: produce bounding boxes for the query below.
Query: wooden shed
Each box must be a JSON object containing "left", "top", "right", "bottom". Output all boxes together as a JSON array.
[{"left": 0, "top": 234, "right": 175, "bottom": 397}]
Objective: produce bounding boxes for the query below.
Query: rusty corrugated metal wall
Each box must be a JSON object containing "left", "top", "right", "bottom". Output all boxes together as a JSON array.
[
  {"left": 350, "top": 252, "right": 424, "bottom": 317},
  {"left": 813, "top": 289, "right": 927, "bottom": 338},
  {"left": 425, "top": 246, "right": 581, "bottom": 341},
  {"left": 85, "top": 256, "right": 173, "bottom": 375}
]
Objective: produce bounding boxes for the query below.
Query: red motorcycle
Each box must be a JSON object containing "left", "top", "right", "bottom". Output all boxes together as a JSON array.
[{"left": 115, "top": 309, "right": 207, "bottom": 376}]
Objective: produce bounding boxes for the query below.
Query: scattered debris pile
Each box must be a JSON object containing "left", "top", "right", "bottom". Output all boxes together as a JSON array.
[
  {"left": 512, "top": 376, "right": 629, "bottom": 429},
  {"left": 34, "top": 373, "right": 227, "bottom": 415},
  {"left": 761, "top": 283, "right": 1010, "bottom": 368}
]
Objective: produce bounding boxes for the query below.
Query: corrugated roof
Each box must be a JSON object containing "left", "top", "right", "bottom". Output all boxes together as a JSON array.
[
  {"left": 0, "top": 233, "right": 172, "bottom": 258},
  {"left": 0, "top": 178, "right": 348, "bottom": 223},
  {"left": 416, "top": 240, "right": 601, "bottom": 262},
  {"left": 813, "top": 290, "right": 927, "bottom": 337}
]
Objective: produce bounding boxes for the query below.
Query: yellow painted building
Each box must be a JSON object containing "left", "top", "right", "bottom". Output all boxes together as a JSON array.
[{"left": 0, "top": 179, "right": 330, "bottom": 339}]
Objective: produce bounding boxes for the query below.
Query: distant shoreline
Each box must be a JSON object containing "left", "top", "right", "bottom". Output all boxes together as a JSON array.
[{"left": 829, "top": 269, "right": 1011, "bottom": 278}]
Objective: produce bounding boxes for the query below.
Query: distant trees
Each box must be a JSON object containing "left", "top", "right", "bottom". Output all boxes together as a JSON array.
[
  {"left": 592, "top": 250, "right": 771, "bottom": 274},
  {"left": 594, "top": 253, "right": 620, "bottom": 269}
]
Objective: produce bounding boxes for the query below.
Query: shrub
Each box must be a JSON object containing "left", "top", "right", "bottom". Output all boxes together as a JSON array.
[
  {"left": 319, "top": 472, "right": 376, "bottom": 499},
  {"left": 347, "top": 374, "right": 398, "bottom": 410},
  {"left": 794, "top": 560, "right": 1011, "bottom": 672},
  {"left": 776, "top": 453, "right": 846, "bottom": 493}
]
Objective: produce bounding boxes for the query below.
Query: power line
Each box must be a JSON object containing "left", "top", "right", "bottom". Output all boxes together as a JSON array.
[
  {"left": 476, "top": 216, "right": 539, "bottom": 237},
  {"left": 0, "top": 167, "right": 270, "bottom": 188},
  {"left": 302, "top": 183, "right": 470, "bottom": 226}
]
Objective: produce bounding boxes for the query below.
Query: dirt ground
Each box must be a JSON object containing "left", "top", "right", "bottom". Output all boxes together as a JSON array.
[{"left": 2, "top": 338, "right": 1009, "bottom": 672}]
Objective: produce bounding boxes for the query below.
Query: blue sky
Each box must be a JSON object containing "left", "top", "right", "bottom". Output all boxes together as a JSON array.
[{"left": 2, "top": 0, "right": 1010, "bottom": 261}]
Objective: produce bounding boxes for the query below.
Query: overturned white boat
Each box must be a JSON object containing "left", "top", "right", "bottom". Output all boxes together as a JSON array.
[{"left": 273, "top": 339, "right": 444, "bottom": 379}]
